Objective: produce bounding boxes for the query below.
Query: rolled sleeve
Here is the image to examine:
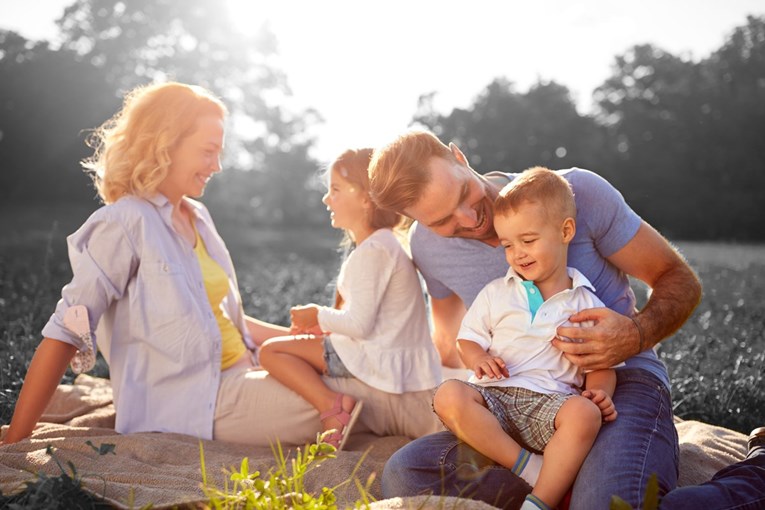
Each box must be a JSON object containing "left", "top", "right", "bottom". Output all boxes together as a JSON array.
[{"left": 42, "top": 209, "right": 137, "bottom": 350}]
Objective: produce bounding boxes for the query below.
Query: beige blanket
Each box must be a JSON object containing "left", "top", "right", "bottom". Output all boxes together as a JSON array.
[{"left": 0, "top": 375, "right": 748, "bottom": 509}]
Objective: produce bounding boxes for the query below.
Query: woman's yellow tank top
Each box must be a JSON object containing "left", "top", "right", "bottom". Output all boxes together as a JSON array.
[{"left": 193, "top": 228, "right": 247, "bottom": 370}]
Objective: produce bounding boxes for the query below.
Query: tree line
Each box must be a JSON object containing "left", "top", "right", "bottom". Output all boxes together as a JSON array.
[
  {"left": 415, "top": 16, "right": 765, "bottom": 241},
  {"left": 1, "top": 2, "right": 763, "bottom": 240},
  {"left": 0, "top": 0, "right": 320, "bottom": 228}
]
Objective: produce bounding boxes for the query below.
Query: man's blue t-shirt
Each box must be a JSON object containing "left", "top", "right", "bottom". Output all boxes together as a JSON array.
[{"left": 411, "top": 168, "right": 670, "bottom": 388}]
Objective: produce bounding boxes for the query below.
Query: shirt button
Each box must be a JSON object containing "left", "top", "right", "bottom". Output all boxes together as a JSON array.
[{"left": 529, "top": 288, "right": 536, "bottom": 294}]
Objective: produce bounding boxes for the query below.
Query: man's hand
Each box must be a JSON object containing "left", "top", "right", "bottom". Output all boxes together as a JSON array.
[
  {"left": 582, "top": 388, "right": 618, "bottom": 422},
  {"left": 471, "top": 353, "right": 510, "bottom": 380},
  {"left": 554, "top": 307, "right": 640, "bottom": 370}
]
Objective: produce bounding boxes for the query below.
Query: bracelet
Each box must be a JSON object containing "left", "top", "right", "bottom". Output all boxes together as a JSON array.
[{"left": 630, "top": 315, "right": 646, "bottom": 353}]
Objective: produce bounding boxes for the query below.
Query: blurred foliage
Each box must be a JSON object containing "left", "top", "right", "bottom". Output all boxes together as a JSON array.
[
  {"left": 0, "top": 0, "right": 326, "bottom": 224},
  {"left": 414, "top": 78, "right": 611, "bottom": 174},
  {"left": 0, "top": 31, "right": 116, "bottom": 203},
  {"left": 414, "top": 15, "right": 765, "bottom": 241},
  {"left": 594, "top": 15, "right": 765, "bottom": 240},
  {"left": 1, "top": 10, "right": 764, "bottom": 236}
]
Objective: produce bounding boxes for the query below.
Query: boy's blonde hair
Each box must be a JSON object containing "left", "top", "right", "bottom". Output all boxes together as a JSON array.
[
  {"left": 495, "top": 166, "right": 576, "bottom": 223},
  {"left": 82, "top": 82, "right": 227, "bottom": 204},
  {"left": 368, "top": 130, "right": 457, "bottom": 214}
]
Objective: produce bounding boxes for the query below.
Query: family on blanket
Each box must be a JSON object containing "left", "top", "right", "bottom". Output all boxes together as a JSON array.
[{"left": 2, "top": 82, "right": 764, "bottom": 510}]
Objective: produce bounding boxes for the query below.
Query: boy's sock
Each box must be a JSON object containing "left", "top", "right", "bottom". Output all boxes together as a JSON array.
[
  {"left": 511, "top": 448, "right": 543, "bottom": 487},
  {"left": 520, "top": 494, "right": 552, "bottom": 510}
]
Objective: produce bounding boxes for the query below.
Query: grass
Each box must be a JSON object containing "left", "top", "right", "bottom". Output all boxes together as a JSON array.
[
  {"left": 1, "top": 204, "right": 764, "bottom": 507},
  {"left": 201, "top": 432, "right": 375, "bottom": 509},
  {"left": 655, "top": 242, "right": 765, "bottom": 433},
  {"left": 1, "top": 206, "right": 763, "bottom": 433}
]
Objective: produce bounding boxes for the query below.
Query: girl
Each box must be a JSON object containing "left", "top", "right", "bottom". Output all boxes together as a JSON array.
[{"left": 259, "top": 148, "right": 442, "bottom": 450}]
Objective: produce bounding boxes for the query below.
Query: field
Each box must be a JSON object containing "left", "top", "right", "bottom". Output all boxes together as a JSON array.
[{"left": 0, "top": 203, "right": 763, "bottom": 434}]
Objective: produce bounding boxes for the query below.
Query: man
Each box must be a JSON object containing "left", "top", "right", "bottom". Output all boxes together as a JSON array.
[{"left": 367, "top": 130, "right": 764, "bottom": 509}]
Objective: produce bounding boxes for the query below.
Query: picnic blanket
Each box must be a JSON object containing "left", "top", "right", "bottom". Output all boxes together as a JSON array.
[{"left": 0, "top": 374, "right": 749, "bottom": 509}]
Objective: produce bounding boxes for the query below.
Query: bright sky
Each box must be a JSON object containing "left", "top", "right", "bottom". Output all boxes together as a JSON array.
[{"left": 2, "top": 0, "right": 764, "bottom": 161}]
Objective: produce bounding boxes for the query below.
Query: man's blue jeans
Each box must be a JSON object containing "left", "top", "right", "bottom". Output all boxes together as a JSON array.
[
  {"left": 659, "top": 448, "right": 765, "bottom": 510},
  {"left": 382, "top": 369, "right": 679, "bottom": 509}
]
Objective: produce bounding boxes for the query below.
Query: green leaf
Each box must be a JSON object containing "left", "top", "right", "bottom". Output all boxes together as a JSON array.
[
  {"left": 642, "top": 473, "right": 660, "bottom": 510},
  {"left": 609, "top": 472, "right": 661, "bottom": 510},
  {"left": 610, "top": 495, "right": 634, "bottom": 510}
]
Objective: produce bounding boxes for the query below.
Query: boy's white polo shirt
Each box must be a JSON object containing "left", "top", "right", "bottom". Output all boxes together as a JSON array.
[{"left": 458, "top": 267, "right": 604, "bottom": 395}]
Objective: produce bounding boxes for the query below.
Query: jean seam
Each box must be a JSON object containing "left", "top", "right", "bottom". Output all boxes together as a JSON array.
[
  {"left": 597, "top": 369, "right": 676, "bottom": 507},
  {"left": 439, "top": 439, "right": 515, "bottom": 474},
  {"left": 636, "top": 378, "right": 675, "bottom": 504},
  {"left": 439, "top": 438, "right": 461, "bottom": 470},
  {"left": 730, "top": 496, "right": 765, "bottom": 510}
]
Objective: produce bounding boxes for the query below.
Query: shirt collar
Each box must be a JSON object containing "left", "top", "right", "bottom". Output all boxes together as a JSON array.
[
  {"left": 146, "top": 193, "right": 202, "bottom": 222},
  {"left": 146, "top": 192, "right": 171, "bottom": 209},
  {"left": 503, "top": 266, "right": 596, "bottom": 294}
]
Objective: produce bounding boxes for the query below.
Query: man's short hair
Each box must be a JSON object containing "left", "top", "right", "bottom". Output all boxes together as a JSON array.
[
  {"left": 495, "top": 166, "right": 576, "bottom": 222},
  {"left": 369, "top": 131, "right": 457, "bottom": 214}
]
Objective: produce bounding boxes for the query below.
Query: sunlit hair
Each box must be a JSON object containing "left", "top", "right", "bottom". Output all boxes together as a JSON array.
[
  {"left": 327, "top": 149, "right": 408, "bottom": 309},
  {"left": 82, "top": 81, "right": 227, "bottom": 204},
  {"left": 368, "top": 130, "right": 457, "bottom": 214},
  {"left": 494, "top": 166, "right": 576, "bottom": 223},
  {"left": 327, "top": 148, "right": 405, "bottom": 247}
]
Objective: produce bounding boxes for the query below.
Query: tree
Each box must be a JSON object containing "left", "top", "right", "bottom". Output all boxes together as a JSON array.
[
  {"left": 413, "top": 78, "right": 609, "bottom": 175},
  {"left": 594, "top": 15, "right": 765, "bottom": 240},
  {"left": 593, "top": 44, "right": 708, "bottom": 235},
  {"left": 56, "top": 0, "right": 288, "bottom": 138},
  {"left": 702, "top": 15, "right": 765, "bottom": 239},
  {"left": 0, "top": 1, "right": 326, "bottom": 223},
  {"left": 411, "top": 16, "right": 764, "bottom": 240},
  {"left": 0, "top": 30, "right": 116, "bottom": 202}
]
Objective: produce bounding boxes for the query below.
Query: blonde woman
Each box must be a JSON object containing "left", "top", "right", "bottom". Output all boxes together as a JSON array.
[{"left": 2, "top": 83, "right": 442, "bottom": 447}]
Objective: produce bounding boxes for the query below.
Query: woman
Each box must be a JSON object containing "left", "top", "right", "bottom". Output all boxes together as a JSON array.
[{"left": 2, "top": 82, "right": 441, "bottom": 446}]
